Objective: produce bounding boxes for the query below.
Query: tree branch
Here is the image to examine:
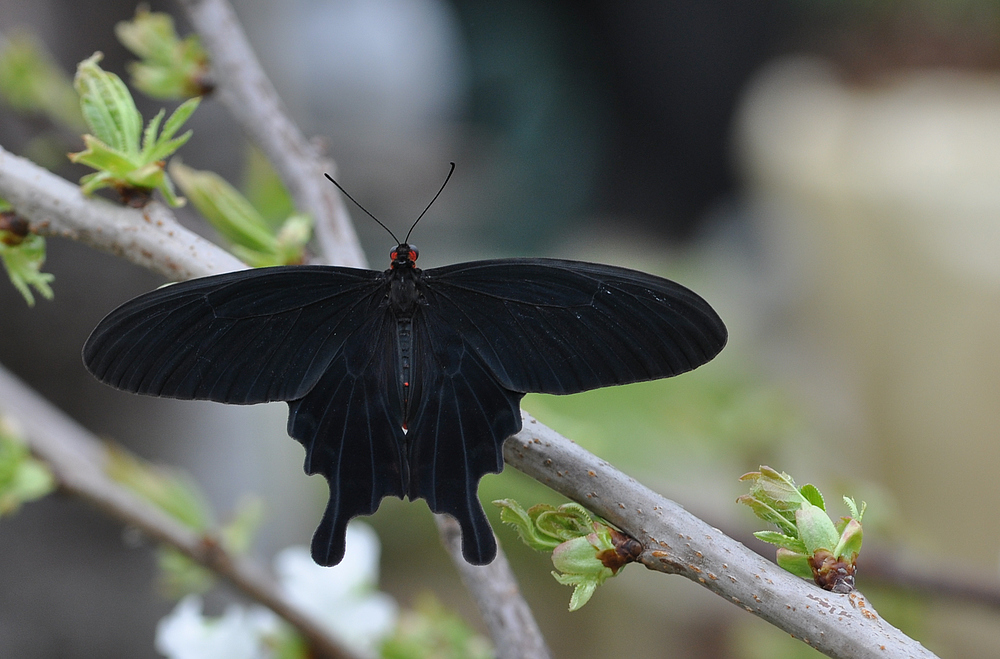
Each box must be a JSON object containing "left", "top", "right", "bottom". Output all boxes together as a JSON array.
[
  {"left": 435, "top": 515, "right": 552, "bottom": 659},
  {"left": 503, "top": 413, "right": 939, "bottom": 659},
  {"left": 0, "top": 365, "right": 360, "bottom": 659},
  {"left": 175, "top": 0, "right": 366, "bottom": 269},
  {"left": 0, "top": 145, "right": 245, "bottom": 279},
  {"left": 861, "top": 548, "right": 1000, "bottom": 609}
]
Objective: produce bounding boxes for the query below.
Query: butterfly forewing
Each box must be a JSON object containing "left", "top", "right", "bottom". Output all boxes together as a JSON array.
[
  {"left": 83, "top": 267, "right": 386, "bottom": 404},
  {"left": 419, "top": 258, "right": 727, "bottom": 394}
]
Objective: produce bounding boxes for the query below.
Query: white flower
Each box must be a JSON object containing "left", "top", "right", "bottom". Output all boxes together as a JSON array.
[
  {"left": 274, "top": 523, "right": 398, "bottom": 657},
  {"left": 154, "top": 522, "right": 397, "bottom": 659},
  {"left": 155, "top": 595, "right": 277, "bottom": 659}
]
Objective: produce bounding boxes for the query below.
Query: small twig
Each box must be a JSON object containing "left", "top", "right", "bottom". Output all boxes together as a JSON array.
[
  {"left": 175, "top": 0, "right": 366, "bottom": 269},
  {"left": 435, "top": 515, "right": 552, "bottom": 659},
  {"left": 860, "top": 548, "right": 1000, "bottom": 609},
  {"left": 503, "top": 412, "right": 938, "bottom": 659},
  {"left": 0, "top": 144, "right": 246, "bottom": 279},
  {"left": 0, "top": 365, "right": 360, "bottom": 659},
  {"left": 726, "top": 525, "right": 1000, "bottom": 611}
]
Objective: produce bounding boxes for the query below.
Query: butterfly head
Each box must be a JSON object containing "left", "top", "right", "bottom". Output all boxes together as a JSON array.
[{"left": 390, "top": 244, "right": 419, "bottom": 269}]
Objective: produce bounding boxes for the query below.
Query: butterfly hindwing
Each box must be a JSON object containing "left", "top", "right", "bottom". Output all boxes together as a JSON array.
[
  {"left": 419, "top": 258, "right": 727, "bottom": 395},
  {"left": 404, "top": 310, "right": 524, "bottom": 564},
  {"left": 286, "top": 308, "right": 408, "bottom": 566},
  {"left": 83, "top": 266, "right": 386, "bottom": 404}
]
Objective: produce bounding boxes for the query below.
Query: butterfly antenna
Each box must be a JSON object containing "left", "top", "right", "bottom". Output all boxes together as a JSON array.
[
  {"left": 404, "top": 162, "right": 455, "bottom": 244},
  {"left": 324, "top": 172, "right": 400, "bottom": 244}
]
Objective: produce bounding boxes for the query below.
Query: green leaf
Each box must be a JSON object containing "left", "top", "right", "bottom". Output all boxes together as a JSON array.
[
  {"left": 157, "top": 547, "right": 215, "bottom": 598},
  {"left": 745, "top": 466, "right": 810, "bottom": 513},
  {"left": 833, "top": 518, "right": 863, "bottom": 562},
  {"left": 740, "top": 466, "right": 867, "bottom": 589},
  {"left": 160, "top": 97, "right": 200, "bottom": 143},
  {"left": 154, "top": 170, "right": 184, "bottom": 207},
  {"left": 382, "top": 594, "right": 494, "bottom": 659},
  {"left": 0, "top": 232, "right": 54, "bottom": 306},
  {"left": 495, "top": 498, "right": 632, "bottom": 610},
  {"left": 75, "top": 52, "right": 142, "bottom": 153},
  {"left": 843, "top": 496, "right": 865, "bottom": 521},
  {"left": 533, "top": 502, "right": 595, "bottom": 541},
  {"left": 795, "top": 502, "right": 840, "bottom": 555},
  {"left": 140, "top": 108, "right": 165, "bottom": 155},
  {"left": 70, "top": 134, "right": 137, "bottom": 173},
  {"left": 494, "top": 499, "right": 601, "bottom": 552},
  {"left": 494, "top": 499, "right": 563, "bottom": 551},
  {"left": 104, "top": 444, "right": 212, "bottom": 530},
  {"left": 0, "top": 417, "right": 55, "bottom": 515},
  {"left": 115, "top": 7, "right": 173, "bottom": 59},
  {"left": 736, "top": 494, "right": 798, "bottom": 536},
  {"left": 170, "top": 160, "right": 310, "bottom": 265},
  {"left": 775, "top": 548, "right": 814, "bottom": 580},
  {"left": 752, "top": 531, "right": 807, "bottom": 553},
  {"left": 273, "top": 214, "right": 313, "bottom": 264},
  {"left": 170, "top": 161, "right": 274, "bottom": 250},
  {"left": 799, "top": 483, "right": 825, "bottom": 510},
  {"left": 550, "top": 531, "right": 620, "bottom": 612},
  {"left": 242, "top": 148, "right": 295, "bottom": 228},
  {"left": 552, "top": 570, "right": 603, "bottom": 612},
  {"left": 116, "top": 7, "right": 211, "bottom": 100},
  {"left": 0, "top": 31, "right": 86, "bottom": 131},
  {"left": 219, "top": 495, "right": 264, "bottom": 555},
  {"left": 144, "top": 131, "right": 194, "bottom": 165}
]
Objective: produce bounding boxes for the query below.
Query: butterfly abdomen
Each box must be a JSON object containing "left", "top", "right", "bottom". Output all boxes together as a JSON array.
[{"left": 397, "top": 317, "right": 414, "bottom": 423}]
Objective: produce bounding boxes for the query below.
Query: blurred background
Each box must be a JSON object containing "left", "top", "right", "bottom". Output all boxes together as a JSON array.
[{"left": 3, "top": 0, "right": 1000, "bottom": 657}]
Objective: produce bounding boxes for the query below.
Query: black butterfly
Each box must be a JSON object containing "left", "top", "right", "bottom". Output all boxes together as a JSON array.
[{"left": 83, "top": 174, "right": 727, "bottom": 567}]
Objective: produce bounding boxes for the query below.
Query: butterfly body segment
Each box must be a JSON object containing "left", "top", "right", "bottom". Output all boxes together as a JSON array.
[{"left": 84, "top": 243, "right": 727, "bottom": 566}]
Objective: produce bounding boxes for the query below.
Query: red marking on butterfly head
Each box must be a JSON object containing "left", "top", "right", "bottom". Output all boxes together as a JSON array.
[{"left": 390, "top": 244, "right": 419, "bottom": 269}]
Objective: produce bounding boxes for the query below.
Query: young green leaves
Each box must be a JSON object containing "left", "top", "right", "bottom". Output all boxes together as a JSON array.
[
  {"left": 0, "top": 31, "right": 86, "bottom": 132},
  {"left": 0, "top": 416, "right": 55, "bottom": 515},
  {"left": 115, "top": 7, "right": 212, "bottom": 100},
  {"left": 105, "top": 444, "right": 263, "bottom": 597},
  {"left": 738, "top": 467, "right": 865, "bottom": 593},
  {"left": 69, "top": 53, "right": 198, "bottom": 206},
  {"left": 495, "top": 500, "right": 642, "bottom": 611},
  {"left": 170, "top": 161, "right": 312, "bottom": 266},
  {"left": 0, "top": 205, "right": 54, "bottom": 306}
]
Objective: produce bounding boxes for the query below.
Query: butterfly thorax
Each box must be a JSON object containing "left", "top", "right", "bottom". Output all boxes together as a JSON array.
[
  {"left": 387, "top": 243, "right": 422, "bottom": 316},
  {"left": 387, "top": 266, "right": 422, "bottom": 316}
]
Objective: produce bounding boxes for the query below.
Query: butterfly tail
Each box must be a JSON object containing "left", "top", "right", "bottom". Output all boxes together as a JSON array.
[
  {"left": 309, "top": 494, "right": 353, "bottom": 566},
  {"left": 433, "top": 481, "right": 498, "bottom": 565}
]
